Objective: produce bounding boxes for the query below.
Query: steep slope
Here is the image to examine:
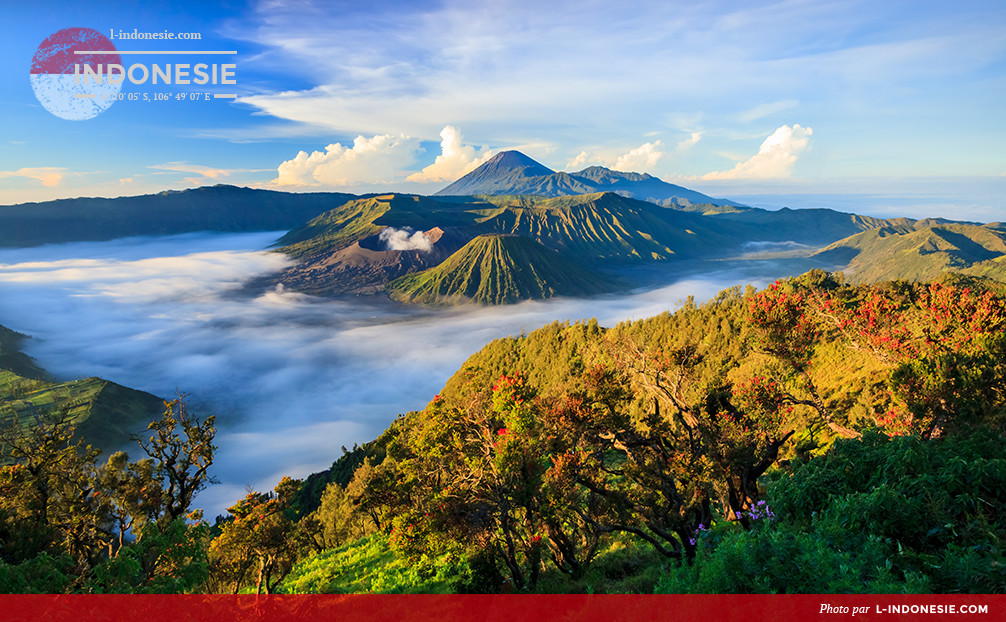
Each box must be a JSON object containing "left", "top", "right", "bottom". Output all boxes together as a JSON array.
[
  {"left": 277, "top": 194, "right": 479, "bottom": 259},
  {"left": 273, "top": 192, "right": 753, "bottom": 298},
  {"left": 470, "top": 193, "right": 743, "bottom": 261},
  {"left": 0, "top": 185, "right": 356, "bottom": 247},
  {"left": 386, "top": 235, "right": 615, "bottom": 305},
  {"left": 711, "top": 207, "right": 916, "bottom": 247},
  {"left": 278, "top": 227, "right": 470, "bottom": 295},
  {"left": 813, "top": 223, "right": 1006, "bottom": 283},
  {"left": 0, "top": 325, "right": 47, "bottom": 380},
  {"left": 436, "top": 150, "right": 734, "bottom": 206},
  {"left": 0, "top": 343, "right": 164, "bottom": 452}
]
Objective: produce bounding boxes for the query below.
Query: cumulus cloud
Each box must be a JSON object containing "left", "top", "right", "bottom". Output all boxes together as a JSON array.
[
  {"left": 272, "top": 134, "right": 419, "bottom": 187},
  {"left": 0, "top": 167, "right": 66, "bottom": 187},
  {"left": 405, "top": 126, "right": 493, "bottom": 183},
  {"left": 564, "top": 141, "right": 667, "bottom": 173},
  {"left": 565, "top": 151, "right": 596, "bottom": 170},
  {"left": 702, "top": 124, "right": 813, "bottom": 180},
  {"left": 613, "top": 140, "right": 664, "bottom": 173},
  {"left": 379, "top": 227, "right": 432, "bottom": 252}
]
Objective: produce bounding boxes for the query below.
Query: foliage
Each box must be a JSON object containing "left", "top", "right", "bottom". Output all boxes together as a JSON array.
[
  {"left": 657, "top": 429, "right": 1006, "bottom": 593},
  {"left": 6, "top": 271, "right": 1006, "bottom": 595},
  {"left": 0, "top": 399, "right": 216, "bottom": 593},
  {"left": 208, "top": 477, "right": 306, "bottom": 594},
  {"left": 821, "top": 280, "right": 1006, "bottom": 436}
]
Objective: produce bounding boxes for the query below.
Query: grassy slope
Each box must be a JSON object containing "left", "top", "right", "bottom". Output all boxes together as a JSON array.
[
  {"left": 279, "top": 192, "right": 745, "bottom": 265},
  {"left": 0, "top": 326, "right": 163, "bottom": 451},
  {"left": 814, "top": 223, "right": 1006, "bottom": 283},
  {"left": 469, "top": 193, "right": 737, "bottom": 261},
  {"left": 280, "top": 533, "right": 464, "bottom": 594},
  {"left": 386, "top": 234, "right": 616, "bottom": 305},
  {"left": 277, "top": 194, "right": 480, "bottom": 259}
]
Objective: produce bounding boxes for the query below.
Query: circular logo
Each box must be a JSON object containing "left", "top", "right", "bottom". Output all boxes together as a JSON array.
[{"left": 30, "top": 27, "right": 123, "bottom": 121}]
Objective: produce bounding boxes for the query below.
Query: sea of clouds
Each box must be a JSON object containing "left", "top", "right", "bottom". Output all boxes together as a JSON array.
[{"left": 0, "top": 231, "right": 816, "bottom": 514}]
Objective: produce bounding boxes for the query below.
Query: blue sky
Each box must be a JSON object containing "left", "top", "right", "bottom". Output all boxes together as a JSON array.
[{"left": 1, "top": 0, "right": 1004, "bottom": 220}]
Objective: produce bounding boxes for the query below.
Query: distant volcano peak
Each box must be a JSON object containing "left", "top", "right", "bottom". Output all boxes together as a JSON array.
[{"left": 481, "top": 150, "right": 554, "bottom": 175}]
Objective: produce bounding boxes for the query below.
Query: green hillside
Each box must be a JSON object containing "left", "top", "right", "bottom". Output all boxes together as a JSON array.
[
  {"left": 469, "top": 193, "right": 737, "bottom": 261},
  {"left": 279, "top": 192, "right": 742, "bottom": 265},
  {"left": 270, "top": 273, "right": 1006, "bottom": 595},
  {"left": 0, "top": 325, "right": 47, "bottom": 380},
  {"left": 814, "top": 222, "right": 1006, "bottom": 283},
  {"left": 0, "top": 326, "right": 164, "bottom": 451},
  {"left": 386, "top": 234, "right": 615, "bottom": 305},
  {"left": 271, "top": 191, "right": 963, "bottom": 304},
  {"left": 276, "top": 194, "right": 472, "bottom": 259}
]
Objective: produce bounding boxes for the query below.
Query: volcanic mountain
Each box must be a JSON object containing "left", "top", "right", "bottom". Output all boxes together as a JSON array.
[
  {"left": 386, "top": 234, "right": 615, "bottom": 305},
  {"left": 436, "top": 150, "right": 735, "bottom": 207},
  {"left": 277, "top": 226, "right": 469, "bottom": 295}
]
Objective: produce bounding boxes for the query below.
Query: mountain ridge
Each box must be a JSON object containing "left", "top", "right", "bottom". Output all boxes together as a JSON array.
[
  {"left": 813, "top": 222, "right": 1006, "bottom": 283},
  {"left": 436, "top": 150, "right": 735, "bottom": 207},
  {"left": 0, "top": 185, "right": 357, "bottom": 247},
  {"left": 386, "top": 234, "right": 615, "bottom": 305}
]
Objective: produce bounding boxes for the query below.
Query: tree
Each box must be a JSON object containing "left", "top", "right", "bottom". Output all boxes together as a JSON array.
[
  {"left": 0, "top": 397, "right": 217, "bottom": 593},
  {"left": 135, "top": 398, "right": 217, "bottom": 527},
  {"left": 817, "top": 281, "right": 1006, "bottom": 437},
  {"left": 0, "top": 408, "right": 102, "bottom": 576},
  {"left": 209, "top": 477, "right": 303, "bottom": 594}
]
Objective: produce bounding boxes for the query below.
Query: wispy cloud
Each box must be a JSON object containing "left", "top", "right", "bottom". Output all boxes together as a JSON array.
[
  {"left": 675, "top": 131, "right": 704, "bottom": 151},
  {"left": 220, "top": 0, "right": 1005, "bottom": 184},
  {"left": 737, "top": 100, "right": 799, "bottom": 123},
  {"left": 150, "top": 162, "right": 233, "bottom": 186},
  {"left": 0, "top": 167, "right": 67, "bottom": 187}
]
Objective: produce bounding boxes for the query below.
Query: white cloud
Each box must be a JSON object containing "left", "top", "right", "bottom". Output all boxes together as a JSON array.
[
  {"left": 0, "top": 167, "right": 66, "bottom": 187},
  {"left": 272, "top": 134, "right": 419, "bottom": 187},
  {"left": 565, "top": 140, "right": 670, "bottom": 173},
  {"left": 613, "top": 141, "right": 664, "bottom": 173},
  {"left": 565, "top": 151, "right": 596, "bottom": 170},
  {"left": 379, "top": 227, "right": 432, "bottom": 252},
  {"left": 405, "top": 126, "right": 493, "bottom": 183},
  {"left": 676, "top": 131, "right": 703, "bottom": 151},
  {"left": 702, "top": 124, "right": 813, "bottom": 180}
]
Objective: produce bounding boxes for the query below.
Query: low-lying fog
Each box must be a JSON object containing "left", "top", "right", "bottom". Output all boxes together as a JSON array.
[{"left": 0, "top": 232, "right": 821, "bottom": 514}]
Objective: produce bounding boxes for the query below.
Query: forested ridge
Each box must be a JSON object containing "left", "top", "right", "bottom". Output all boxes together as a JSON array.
[{"left": 2, "top": 270, "right": 1005, "bottom": 593}]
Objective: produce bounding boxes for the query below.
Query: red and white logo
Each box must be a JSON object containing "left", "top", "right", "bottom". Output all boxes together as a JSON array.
[{"left": 30, "top": 27, "right": 122, "bottom": 120}]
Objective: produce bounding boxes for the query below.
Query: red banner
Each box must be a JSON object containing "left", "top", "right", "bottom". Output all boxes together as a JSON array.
[{"left": 0, "top": 595, "right": 1002, "bottom": 622}]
